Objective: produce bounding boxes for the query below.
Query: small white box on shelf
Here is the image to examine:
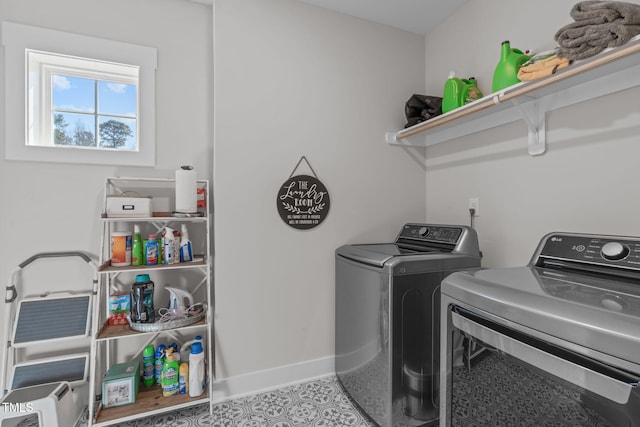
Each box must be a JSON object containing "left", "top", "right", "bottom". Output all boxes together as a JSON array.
[{"left": 106, "top": 195, "right": 152, "bottom": 218}]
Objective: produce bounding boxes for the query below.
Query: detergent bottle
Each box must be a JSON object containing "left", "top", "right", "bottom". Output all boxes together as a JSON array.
[
  {"left": 180, "top": 335, "right": 203, "bottom": 362},
  {"left": 188, "top": 341, "right": 206, "bottom": 397},
  {"left": 442, "top": 72, "right": 483, "bottom": 114},
  {"left": 492, "top": 40, "right": 532, "bottom": 92}
]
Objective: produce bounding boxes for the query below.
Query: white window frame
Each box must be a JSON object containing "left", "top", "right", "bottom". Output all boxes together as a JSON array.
[
  {"left": 29, "top": 50, "right": 139, "bottom": 150},
  {"left": 2, "top": 21, "right": 157, "bottom": 166}
]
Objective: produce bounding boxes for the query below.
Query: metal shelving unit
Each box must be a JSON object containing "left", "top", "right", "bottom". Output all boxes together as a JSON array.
[
  {"left": 386, "top": 35, "right": 640, "bottom": 156},
  {"left": 88, "top": 177, "right": 213, "bottom": 427}
]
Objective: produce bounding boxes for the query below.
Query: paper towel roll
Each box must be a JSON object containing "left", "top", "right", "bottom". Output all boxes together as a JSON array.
[{"left": 175, "top": 166, "right": 197, "bottom": 213}]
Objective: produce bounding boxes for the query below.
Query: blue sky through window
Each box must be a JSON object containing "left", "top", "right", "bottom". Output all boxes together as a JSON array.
[{"left": 52, "top": 74, "right": 137, "bottom": 149}]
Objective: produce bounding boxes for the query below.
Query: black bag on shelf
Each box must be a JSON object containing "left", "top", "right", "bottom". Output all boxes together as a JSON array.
[{"left": 404, "top": 94, "right": 442, "bottom": 128}]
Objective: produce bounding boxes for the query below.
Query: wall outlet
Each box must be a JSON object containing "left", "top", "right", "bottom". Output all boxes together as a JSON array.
[{"left": 469, "top": 198, "right": 479, "bottom": 216}]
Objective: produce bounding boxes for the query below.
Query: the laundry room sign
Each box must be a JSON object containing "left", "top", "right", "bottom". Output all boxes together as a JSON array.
[{"left": 277, "top": 157, "right": 330, "bottom": 230}]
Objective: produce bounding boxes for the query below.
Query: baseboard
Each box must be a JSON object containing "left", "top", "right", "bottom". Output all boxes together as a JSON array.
[{"left": 211, "top": 356, "right": 335, "bottom": 403}]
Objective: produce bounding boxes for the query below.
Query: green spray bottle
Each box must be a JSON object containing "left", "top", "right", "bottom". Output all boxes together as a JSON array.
[
  {"left": 492, "top": 40, "right": 532, "bottom": 92},
  {"left": 161, "top": 347, "right": 180, "bottom": 397}
]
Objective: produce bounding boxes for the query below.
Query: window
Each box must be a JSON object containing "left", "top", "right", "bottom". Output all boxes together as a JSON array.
[
  {"left": 2, "top": 22, "right": 157, "bottom": 166},
  {"left": 29, "top": 50, "right": 139, "bottom": 151}
]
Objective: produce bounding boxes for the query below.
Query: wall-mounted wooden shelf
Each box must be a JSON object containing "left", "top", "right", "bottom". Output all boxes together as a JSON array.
[{"left": 386, "top": 35, "right": 640, "bottom": 156}]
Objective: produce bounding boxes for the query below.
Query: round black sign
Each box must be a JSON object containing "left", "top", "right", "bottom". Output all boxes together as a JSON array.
[{"left": 277, "top": 174, "right": 330, "bottom": 230}]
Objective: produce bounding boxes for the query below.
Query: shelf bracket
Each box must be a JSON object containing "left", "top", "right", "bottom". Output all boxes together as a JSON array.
[{"left": 510, "top": 99, "right": 546, "bottom": 156}]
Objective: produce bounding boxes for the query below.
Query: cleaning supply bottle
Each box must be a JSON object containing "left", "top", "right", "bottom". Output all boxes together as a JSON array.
[
  {"left": 142, "top": 345, "right": 155, "bottom": 387},
  {"left": 161, "top": 348, "right": 180, "bottom": 397},
  {"left": 145, "top": 234, "right": 159, "bottom": 265},
  {"left": 180, "top": 335, "right": 202, "bottom": 362},
  {"left": 442, "top": 72, "right": 483, "bottom": 114},
  {"left": 179, "top": 224, "right": 193, "bottom": 262},
  {"left": 442, "top": 71, "right": 460, "bottom": 113},
  {"left": 169, "top": 342, "right": 180, "bottom": 361},
  {"left": 130, "top": 274, "right": 155, "bottom": 323},
  {"left": 188, "top": 341, "right": 206, "bottom": 397},
  {"left": 492, "top": 40, "right": 533, "bottom": 92},
  {"left": 132, "top": 224, "right": 143, "bottom": 266},
  {"left": 154, "top": 344, "right": 166, "bottom": 385},
  {"left": 161, "top": 226, "right": 179, "bottom": 265},
  {"left": 179, "top": 362, "right": 189, "bottom": 394}
]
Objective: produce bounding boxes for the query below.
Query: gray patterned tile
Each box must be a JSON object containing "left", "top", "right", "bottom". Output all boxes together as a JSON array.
[
  {"left": 13, "top": 362, "right": 615, "bottom": 426},
  {"left": 97, "top": 376, "right": 373, "bottom": 427}
]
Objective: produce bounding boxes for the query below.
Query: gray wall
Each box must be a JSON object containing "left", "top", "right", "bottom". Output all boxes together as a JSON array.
[
  {"left": 5, "top": 0, "right": 634, "bottom": 394},
  {"left": 0, "top": 0, "right": 212, "bottom": 371},
  {"left": 423, "top": 0, "right": 640, "bottom": 267},
  {"left": 213, "top": 0, "right": 426, "bottom": 379}
]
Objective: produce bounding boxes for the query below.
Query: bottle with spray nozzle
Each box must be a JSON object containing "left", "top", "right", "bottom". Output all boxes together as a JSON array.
[
  {"left": 161, "top": 347, "right": 180, "bottom": 397},
  {"left": 154, "top": 344, "right": 166, "bottom": 385}
]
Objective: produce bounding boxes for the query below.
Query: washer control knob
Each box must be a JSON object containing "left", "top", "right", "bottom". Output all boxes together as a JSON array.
[
  {"left": 601, "top": 242, "right": 629, "bottom": 261},
  {"left": 418, "top": 227, "right": 429, "bottom": 237}
]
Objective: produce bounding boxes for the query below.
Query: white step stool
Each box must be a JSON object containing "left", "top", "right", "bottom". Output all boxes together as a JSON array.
[{"left": 0, "top": 382, "right": 83, "bottom": 427}]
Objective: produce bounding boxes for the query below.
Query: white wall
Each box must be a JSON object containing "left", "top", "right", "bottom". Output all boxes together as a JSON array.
[
  {"left": 0, "top": 0, "right": 212, "bottom": 378},
  {"left": 214, "top": 0, "right": 426, "bottom": 380},
  {"left": 424, "top": 0, "right": 640, "bottom": 267}
]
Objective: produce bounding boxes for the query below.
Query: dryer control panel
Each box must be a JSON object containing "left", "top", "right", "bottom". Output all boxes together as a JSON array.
[
  {"left": 398, "top": 224, "right": 462, "bottom": 244},
  {"left": 535, "top": 233, "right": 640, "bottom": 271},
  {"left": 394, "top": 223, "right": 480, "bottom": 257}
]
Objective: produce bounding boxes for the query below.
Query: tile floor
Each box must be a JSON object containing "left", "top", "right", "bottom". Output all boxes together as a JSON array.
[
  {"left": 14, "top": 357, "right": 615, "bottom": 426},
  {"left": 13, "top": 376, "right": 374, "bottom": 427}
]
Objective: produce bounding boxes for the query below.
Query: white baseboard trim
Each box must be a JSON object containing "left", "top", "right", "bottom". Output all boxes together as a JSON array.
[{"left": 211, "top": 356, "right": 335, "bottom": 403}]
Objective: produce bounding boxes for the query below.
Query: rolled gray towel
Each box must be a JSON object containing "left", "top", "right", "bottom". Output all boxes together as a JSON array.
[
  {"left": 554, "top": 1, "right": 640, "bottom": 60},
  {"left": 570, "top": 1, "right": 640, "bottom": 25},
  {"left": 558, "top": 44, "right": 606, "bottom": 60},
  {"left": 556, "top": 25, "right": 611, "bottom": 48},
  {"left": 557, "top": 23, "right": 640, "bottom": 59}
]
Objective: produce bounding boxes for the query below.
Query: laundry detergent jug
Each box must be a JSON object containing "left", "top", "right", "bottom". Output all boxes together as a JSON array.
[
  {"left": 492, "top": 40, "right": 532, "bottom": 92},
  {"left": 442, "top": 72, "right": 483, "bottom": 114}
]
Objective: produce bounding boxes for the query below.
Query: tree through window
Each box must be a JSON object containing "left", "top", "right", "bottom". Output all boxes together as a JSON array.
[{"left": 51, "top": 73, "right": 137, "bottom": 150}]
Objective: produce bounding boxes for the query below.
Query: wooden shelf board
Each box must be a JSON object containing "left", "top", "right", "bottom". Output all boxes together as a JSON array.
[
  {"left": 94, "top": 385, "right": 208, "bottom": 426},
  {"left": 98, "top": 257, "right": 207, "bottom": 273}
]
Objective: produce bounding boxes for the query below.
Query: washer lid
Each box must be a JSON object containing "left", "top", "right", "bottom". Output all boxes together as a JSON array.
[
  {"left": 442, "top": 266, "right": 640, "bottom": 367},
  {"left": 336, "top": 243, "right": 441, "bottom": 267}
]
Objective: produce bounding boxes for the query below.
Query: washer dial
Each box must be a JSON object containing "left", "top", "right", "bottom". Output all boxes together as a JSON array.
[{"left": 601, "top": 242, "right": 630, "bottom": 261}]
